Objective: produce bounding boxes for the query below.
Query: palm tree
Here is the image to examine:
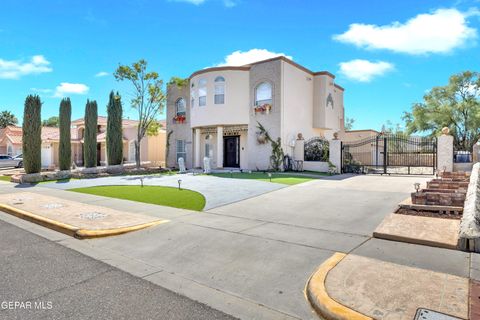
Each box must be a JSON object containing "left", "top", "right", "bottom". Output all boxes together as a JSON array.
[{"left": 0, "top": 110, "right": 18, "bottom": 128}]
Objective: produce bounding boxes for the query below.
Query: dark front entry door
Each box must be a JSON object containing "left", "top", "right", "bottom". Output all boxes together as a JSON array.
[{"left": 224, "top": 136, "right": 240, "bottom": 167}]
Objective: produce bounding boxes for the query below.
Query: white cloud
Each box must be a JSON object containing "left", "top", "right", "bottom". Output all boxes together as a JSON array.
[
  {"left": 215, "top": 49, "right": 293, "bottom": 66},
  {"left": 0, "top": 55, "right": 52, "bottom": 79},
  {"left": 333, "top": 8, "right": 478, "bottom": 54},
  {"left": 338, "top": 59, "right": 394, "bottom": 82},
  {"left": 54, "top": 83, "right": 89, "bottom": 97},
  {"left": 95, "top": 71, "right": 109, "bottom": 77}
]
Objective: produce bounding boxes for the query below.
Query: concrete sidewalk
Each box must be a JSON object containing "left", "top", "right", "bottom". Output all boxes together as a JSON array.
[{"left": 0, "top": 175, "right": 473, "bottom": 320}]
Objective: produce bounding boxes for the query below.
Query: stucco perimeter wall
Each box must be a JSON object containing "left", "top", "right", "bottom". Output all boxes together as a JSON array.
[
  {"left": 123, "top": 127, "right": 149, "bottom": 163},
  {"left": 166, "top": 84, "right": 193, "bottom": 169},
  {"left": 459, "top": 162, "right": 480, "bottom": 252},
  {"left": 147, "top": 130, "right": 166, "bottom": 165},
  {"left": 281, "top": 62, "right": 323, "bottom": 153},
  {"left": 438, "top": 134, "right": 454, "bottom": 172},
  {"left": 248, "top": 59, "right": 282, "bottom": 170},
  {"left": 303, "top": 161, "right": 329, "bottom": 172}
]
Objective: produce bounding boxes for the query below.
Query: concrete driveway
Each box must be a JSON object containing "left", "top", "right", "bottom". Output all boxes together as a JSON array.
[
  {"left": 1, "top": 174, "right": 470, "bottom": 320},
  {"left": 40, "top": 173, "right": 286, "bottom": 210}
]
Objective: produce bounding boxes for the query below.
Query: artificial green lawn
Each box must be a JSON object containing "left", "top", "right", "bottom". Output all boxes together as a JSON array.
[
  {"left": 210, "top": 172, "right": 322, "bottom": 185},
  {"left": 70, "top": 185, "right": 206, "bottom": 211},
  {"left": 0, "top": 175, "right": 12, "bottom": 182}
]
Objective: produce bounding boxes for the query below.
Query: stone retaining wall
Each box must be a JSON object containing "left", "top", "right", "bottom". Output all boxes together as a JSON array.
[
  {"left": 439, "top": 171, "right": 470, "bottom": 179},
  {"left": 411, "top": 191, "right": 465, "bottom": 207},
  {"left": 16, "top": 164, "right": 168, "bottom": 184},
  {"left": 458, "top": 162, "right": 480, "bottom": 252},
  {"left": 427, "top": 180, "right": 469, "bottom": 190}
]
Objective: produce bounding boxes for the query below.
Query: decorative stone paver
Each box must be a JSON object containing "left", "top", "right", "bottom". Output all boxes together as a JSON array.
[
  {"left": 0, "top": 192, "right": 166, "bottom": 232},
  {"left": 373, "top": 213, "right": 460, "bottom": 249},
  {"left": 470, "top": 280, "right": 480, "bottom": 320},
  {"left": 325, "top": 254, "right": 468, "bottom": 320}
]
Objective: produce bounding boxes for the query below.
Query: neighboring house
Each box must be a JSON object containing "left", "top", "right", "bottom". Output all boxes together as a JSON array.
[
  {"left": 0, "top": 117, "right": 166, "bottom": 168},
  {"left": 0, "top": 126, "right": 23, "bottom": 156},
  {"left": 166, "top": 56, "right": 345, "bottom": 170},
  {"left": 341, "top": 129, "right": 380, "bottom": 142}
]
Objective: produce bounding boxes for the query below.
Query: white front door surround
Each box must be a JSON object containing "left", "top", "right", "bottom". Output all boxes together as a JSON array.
[
  {"left": 216, "top": 126, "right": 223, "bottom": 168},
  {"left": 194, "top": 128, "right": 201, "bottom": 168}
]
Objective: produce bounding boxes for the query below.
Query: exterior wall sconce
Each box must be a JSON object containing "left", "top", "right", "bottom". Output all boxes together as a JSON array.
[{"left": 414, "top": 182, "right": 420, "bottom": 194}]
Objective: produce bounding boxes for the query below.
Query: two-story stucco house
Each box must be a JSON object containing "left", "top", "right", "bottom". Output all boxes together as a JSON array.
[{"left": 166, "top": 56, "right": 345, "bottom": 170}]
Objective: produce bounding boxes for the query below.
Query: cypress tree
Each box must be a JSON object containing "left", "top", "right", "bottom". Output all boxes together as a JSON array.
[
  {"left": 59, "top": 98, "right": 72, "bottom": 170},
  {"left": 83, "top": 100, "right": 98, "bottom": 168},
  {"left": 106, "top": 91, "right": 123, "bottom": 165},
  {"left": 22, "top": 95, "right": 42, "bottom": 174}
]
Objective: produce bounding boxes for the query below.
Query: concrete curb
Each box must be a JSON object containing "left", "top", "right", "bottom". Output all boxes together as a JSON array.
[
  {"left": 75, "top": 220, "right": 169, "bottom": 239},
  {"left": 306, "top": 252, "right": 372, "bottom": 320},
  {"left": 0, "top": 203, "right": 168, "bottom": 239}
]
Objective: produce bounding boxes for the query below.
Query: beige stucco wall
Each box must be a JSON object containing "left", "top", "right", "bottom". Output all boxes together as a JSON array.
[
  {"left": 281, "top": 61, "right": 324, "bottom": 153},
  {"left": 166, "top": 84, "right": 193, "bottom": 169},
  {"left": 247, "top": 59, "right": 283, "bottom": 170},
  {"left": 312, "top": 74, "right": 343, "bottom": 138},
  {"left": 147, "top": 129, "right": 166, "bottom": 166},
  {"left": 190, "top": 70, "right": 250, "bottom": 128}
]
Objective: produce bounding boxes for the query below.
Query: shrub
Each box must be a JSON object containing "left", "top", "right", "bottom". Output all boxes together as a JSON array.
[
  {"left": 59, "top": 98, "right": 72, "bottom": 170},
  {"left": 22, "top": 95, "right": 42, "bottom": 173},
  {"left": 83, "top": 100, "right": 98, "bottom": 168},
  {"left": 106, "top": 91, "right": 123, "bottom": 165}
]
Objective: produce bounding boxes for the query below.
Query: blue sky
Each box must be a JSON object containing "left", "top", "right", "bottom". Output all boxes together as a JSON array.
[{"left": 0, "top": 0, "right": 479, "bottom": 130}]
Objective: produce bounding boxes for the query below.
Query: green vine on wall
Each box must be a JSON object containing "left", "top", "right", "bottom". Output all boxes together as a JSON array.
[
  {"left": 256, "top": 122, "right": 284, "bottom": 171},
  {"left": 166, "top": 130, "right": 173, "bottom": 166}
]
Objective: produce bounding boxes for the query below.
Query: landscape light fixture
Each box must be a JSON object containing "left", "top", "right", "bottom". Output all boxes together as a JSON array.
[
  {"left": 414, "top": 182, "right": 420, "bottom": 194},
  {"left": 268, "top": 172, "right": 272, "bottom": 182},
  {"left": 140, "top": 177, "right": 144, "bottom": 188},
  {"left": 230, "top": 170, "right": 233, "bottom": 178},
  {"left": 178, "top": 179, "right": 182, "bottom": 190}
]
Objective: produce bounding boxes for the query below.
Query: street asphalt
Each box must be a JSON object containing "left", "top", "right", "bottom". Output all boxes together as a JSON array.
[{"left": 0, "top": 219, "right": 236, "bottom": 320}]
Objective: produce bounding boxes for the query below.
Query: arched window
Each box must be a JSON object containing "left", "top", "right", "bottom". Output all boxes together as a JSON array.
[
  {"left": 214, "top": 76, "right": 225, "bottom": 104},
  {"left": 175, "top": 98, "right": 186, "bottom": 116},
  {"left": 255, "top": 82, "right": 272, "bottom": 106},
  {"left": 198, "top": 78, "right": 207, "bottom": 106}
]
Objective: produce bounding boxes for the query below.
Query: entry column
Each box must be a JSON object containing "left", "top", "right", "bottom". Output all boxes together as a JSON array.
[
  {"left": 217, "top": 126, "right": 223, "bottom": 168},
  {"left": 194, "top": 128, "right": 201, "bottom": 168}
]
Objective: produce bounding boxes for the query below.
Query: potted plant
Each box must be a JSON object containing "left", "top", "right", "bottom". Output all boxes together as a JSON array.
[
  {"left": 257, "top": 132, "right": 267, "bottom": 144},
  {"left": 254, "top": 104, "right": 272, "bottom": 115},
  {"left": 173, "top": 114, "right": 186, "bottom": 124}
]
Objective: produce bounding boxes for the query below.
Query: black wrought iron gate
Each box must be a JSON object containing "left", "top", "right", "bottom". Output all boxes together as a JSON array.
[{"left": 341, "top": 134, "right": 437, "bottom": 175}]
